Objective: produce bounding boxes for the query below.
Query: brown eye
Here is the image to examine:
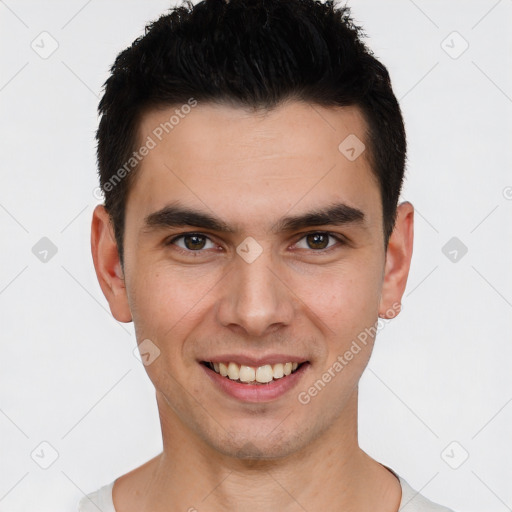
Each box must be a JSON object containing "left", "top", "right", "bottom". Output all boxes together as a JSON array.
[
  {"left": 306, "top": 233, "right": 329, "bottom": 250},
  {"left": 183, "top": 234, "right": 207, "bottom": 250},
  {"left": 168, "top": 233, "right": 215, "bottom": 252},
  {"left": 295, "top": 232, "right": 343, "bottom": 251}
]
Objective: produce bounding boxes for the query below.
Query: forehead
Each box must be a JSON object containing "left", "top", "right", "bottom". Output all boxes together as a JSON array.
[
  {"left": 126, "top": 100, "right": 381, "bottom": 233},
  {"left": 137, "top": 100, "right": 370, "bottom": 170}
]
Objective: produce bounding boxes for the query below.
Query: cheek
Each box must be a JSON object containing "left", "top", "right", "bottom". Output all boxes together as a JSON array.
[
  {"left": 127, "top": 245, "right": 382, "bottom": 343},
  {"left": 128, "top": 266, "right": 220, "bottom": 346},
  {"left": 302, "top": 270, "right": 379, "bottom": 396},
  {"left": 295, "top": 261, "right": 381, "bottom": 332}
]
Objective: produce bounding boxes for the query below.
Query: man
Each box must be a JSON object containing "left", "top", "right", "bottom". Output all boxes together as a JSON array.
[{"left": 81, "top": 0, "right": 456, "bottom": 510}]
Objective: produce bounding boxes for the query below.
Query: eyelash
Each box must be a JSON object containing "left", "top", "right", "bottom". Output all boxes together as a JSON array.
[{"left": 165, "top": 231, "right": 347, "bottom": 256}]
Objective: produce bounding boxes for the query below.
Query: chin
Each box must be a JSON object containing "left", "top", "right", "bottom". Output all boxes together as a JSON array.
[{"left": 206, "top": 427, "right": 303, "bottom": 462}]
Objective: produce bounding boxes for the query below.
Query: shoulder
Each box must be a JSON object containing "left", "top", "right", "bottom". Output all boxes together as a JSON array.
[
  {"left": 398, "top": 475, "right": 456, "bottom": 512},
  {"left": 77, "top": 480, "right": 116, "bottom": 512}
]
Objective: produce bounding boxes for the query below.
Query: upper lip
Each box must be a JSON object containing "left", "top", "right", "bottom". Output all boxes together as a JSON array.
[{"left": 200, "top": 354, "right": 309, "bottom": 367}]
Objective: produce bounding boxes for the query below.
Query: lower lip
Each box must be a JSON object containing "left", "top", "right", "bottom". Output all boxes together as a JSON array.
[{"left": 201, "top": 362, "right": 310, "bottom": 403}]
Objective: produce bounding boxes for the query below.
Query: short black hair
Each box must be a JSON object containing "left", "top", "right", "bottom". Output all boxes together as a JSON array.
[{"left": 96, "top": 0, "right": 407, "bottom": 270}]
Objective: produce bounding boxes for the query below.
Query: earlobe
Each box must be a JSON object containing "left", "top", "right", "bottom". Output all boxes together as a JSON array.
[
  {"left": 378, "top": 201, "right": 414, "bottom": 319},
  {"left": 91, "top": 204, "right": 133, "bottom": 323}
]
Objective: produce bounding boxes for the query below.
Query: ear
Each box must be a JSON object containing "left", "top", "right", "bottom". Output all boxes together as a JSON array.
[
  {"left": 378, "top": 201, "right": 414, "bottom": 319},
  {"left": 91, "top": 204, "right": 132, "bottom": 323}
]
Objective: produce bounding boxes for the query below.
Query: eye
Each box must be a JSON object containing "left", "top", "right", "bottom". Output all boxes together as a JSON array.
[
  {"left": 165, "top": 231, "right": 346, "bottom": 256},
  {"left": 167, "top": 233, "right": 216, "bottom": 252},
  {"left": 294, "top": 232, "right": 345, "bottom": 251}
]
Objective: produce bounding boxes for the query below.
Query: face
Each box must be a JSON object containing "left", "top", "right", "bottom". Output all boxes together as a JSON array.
[{"left": 92, "top": 100, "right": 413, "bottom": 460}]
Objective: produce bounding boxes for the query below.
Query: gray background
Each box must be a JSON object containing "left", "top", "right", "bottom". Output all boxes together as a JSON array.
[{"left": 1, "top": 0, "right": 511, "bottom": 510}]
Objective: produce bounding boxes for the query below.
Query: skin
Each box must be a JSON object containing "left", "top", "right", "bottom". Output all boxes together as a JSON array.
[{"left": 91, "top": 99, "right": 414, "bottom": 512}]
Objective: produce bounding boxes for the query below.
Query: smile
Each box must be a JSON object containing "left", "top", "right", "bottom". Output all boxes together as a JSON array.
[{"left": 203, "top": 361, "right": 303, "bottom": 384}]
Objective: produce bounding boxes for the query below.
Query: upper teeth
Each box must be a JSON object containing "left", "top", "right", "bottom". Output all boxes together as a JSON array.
[{"left": 211, "top": 361, "right": 300, "bottom": 383}]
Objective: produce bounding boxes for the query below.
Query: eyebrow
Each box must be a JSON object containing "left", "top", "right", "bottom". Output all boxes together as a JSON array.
[{"left": 142, "top": 201, "right": 366, "bottom": 235}]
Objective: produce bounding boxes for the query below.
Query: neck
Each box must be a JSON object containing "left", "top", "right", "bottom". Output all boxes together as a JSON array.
[{"left": 114, "top": 387, "right": 401, "bottom": 512}]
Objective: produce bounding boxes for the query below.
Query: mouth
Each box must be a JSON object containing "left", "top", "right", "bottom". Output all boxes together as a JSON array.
[{"left": 200, "top": 360, "right": 308, "bottom": 385}]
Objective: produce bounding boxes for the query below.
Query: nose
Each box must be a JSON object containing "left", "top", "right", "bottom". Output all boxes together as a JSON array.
[{"left": 216, "top": 245, "right": 295, "bottom": 337}]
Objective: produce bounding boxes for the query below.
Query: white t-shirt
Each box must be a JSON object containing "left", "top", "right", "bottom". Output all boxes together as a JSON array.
[{"left": 77, "top": 466, "right": 455, "bottom": 512}]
